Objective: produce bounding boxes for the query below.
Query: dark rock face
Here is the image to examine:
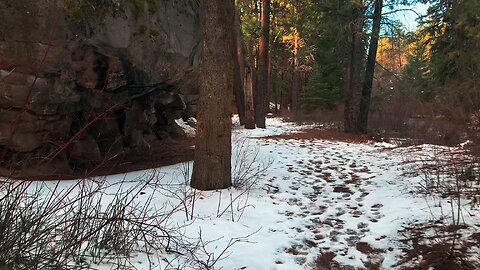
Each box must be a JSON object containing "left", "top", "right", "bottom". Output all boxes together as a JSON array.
[{"left": 0, "top": 0, "right": 200, "bottom": 178}]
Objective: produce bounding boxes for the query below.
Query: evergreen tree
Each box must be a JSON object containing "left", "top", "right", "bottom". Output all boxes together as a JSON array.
[
  {"left": 255, "top": 0, "right": 271, "bottom": 128},
  {"left": 418, "top": 0, "right": 480, "bottom": 118},
  {"left": 300, "top": 0, "right": 351, "bottom": 110},
  {"left": 191, "top": 0, "right": 235, "bottom": 191}
]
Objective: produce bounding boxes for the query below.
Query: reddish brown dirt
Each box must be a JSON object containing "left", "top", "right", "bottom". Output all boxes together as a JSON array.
[
  {"left": 261, "top": 128, "right": 372, "bottom": 144},
  {"left": 23, "top": 137, "right": 194, "bottom": 180},
  {"left": 356, "top": 242, "right": 375, "bottom": 254},
  {"left": 398, "top": 223, "right": 480, "bottom": 270}
]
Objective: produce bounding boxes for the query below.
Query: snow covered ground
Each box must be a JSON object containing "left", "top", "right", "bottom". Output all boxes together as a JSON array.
[{"left": 17, "top": 118, "right": 480, "bottom": 269}]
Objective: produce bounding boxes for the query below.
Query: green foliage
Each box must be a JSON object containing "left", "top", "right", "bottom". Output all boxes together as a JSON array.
[
  {"left": 137, "top": 25, "right": 160, "bottom": 39},
  {"left": 65, "top": 0, "right": 160, "bottom": 22},
  {"left": 270, "top": 72, "right": 287, "bottom": 100},
  {"left": 416, "top": 0, "right": 480, "bottom": 115},
  {"left": 301, "top": 68, "right": 343, "bottom": 110},
  {"left": 131, "top": 0, "right": 159, "bottom": 17},
  {"left": 369, "top": 90, "right": 392, "bottom": 113},
  {"left": 402, "top": 31, "right": 434, "bottom": 101},
  {"left": 65, "top": 0, "right": 120, "bottom": 22},
  {"left": 299, "top": 0, "right": 352, "bottom": 110},
  {"left": 237, "top": 0, "right": 261, "bottom": 61}
]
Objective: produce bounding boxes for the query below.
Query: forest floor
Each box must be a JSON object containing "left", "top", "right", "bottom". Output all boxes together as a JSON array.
[{"left": 24, "top": 117, "right": 480, "bottom": 269}]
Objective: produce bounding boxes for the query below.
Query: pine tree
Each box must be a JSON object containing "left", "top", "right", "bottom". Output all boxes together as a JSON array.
[
  {"left": 419, "top": 0, "right": 480, "bottom": 118},
  {"left": 357, "top": 0, "right": 383, "bottom": 133},
  {"left": 344, "top": 0, "right": 365, "bottom": 133},
  {"left": 191, "top": 0, "right": 235, "bottom": 191},
  {"left": 255, "top": 0, "right": 271, "bottom": 128},
  {"left": 300, "top": 0, "right": 351, "bottom": 110}
]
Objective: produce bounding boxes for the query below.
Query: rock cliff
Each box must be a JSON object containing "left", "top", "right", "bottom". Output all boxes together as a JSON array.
[{"left": 0, "top": 0, "right": 201, "bottom": 178}]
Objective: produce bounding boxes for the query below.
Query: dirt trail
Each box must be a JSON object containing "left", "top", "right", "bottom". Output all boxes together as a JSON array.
[{"left": 259, "top": 135, "right": 401, "bottom": 269}]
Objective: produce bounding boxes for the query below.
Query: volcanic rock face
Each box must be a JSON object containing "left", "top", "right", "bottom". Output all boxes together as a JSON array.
[{"left": 0, "top": 0, "right": 201, "bottom": 178}]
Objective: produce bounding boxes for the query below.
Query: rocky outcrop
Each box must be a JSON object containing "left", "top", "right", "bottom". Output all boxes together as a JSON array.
[{"left": 0, "top": 0, "right": 201, "bottom": 178}]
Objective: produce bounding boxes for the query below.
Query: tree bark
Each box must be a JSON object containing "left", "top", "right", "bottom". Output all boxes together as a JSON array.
[
  {"left": 344, "top": 0, "right": 364, "bottom": 133},
  {"left": 291, "top": 28, "right": 300, "bottom": 113},
  {"left": 191, "top": 0, "right": 234, "bottom": 191},
  {"left": 255, "top": 0, "right": 270, "bottom": 128},
  {"left": 245, "top": 67, "right": 256, "bottom": 129},
  {"left": 233, "top": 8, "right": 247, "bottom": 125},
  {"left": 280, "top": 60, "right": 290, "bottom": 114},
  {"left": 357, "top": 0, "right": 383, "bottom": 133}
]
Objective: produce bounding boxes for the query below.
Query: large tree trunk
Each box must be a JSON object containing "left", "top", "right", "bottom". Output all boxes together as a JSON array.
[
  {"left": 344, "top": 0, "right": 364, "bottom": 133},
  {"left": 255, "top": 0, "right": 270, "bottom": 128},
  {"left": 233, "top": 8, "right": 247, "bottom": 125},
  {"left": 191, "top": 0, "right": 234, "bottom": 191},
  {"left": 357, "top": 0, "right": 383, "bottom": 133}
]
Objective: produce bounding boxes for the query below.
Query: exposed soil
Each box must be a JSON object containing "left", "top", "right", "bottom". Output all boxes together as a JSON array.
[
  {"left": 261, "top": 134, "right": 391, "bottom": 269},
  {"left": 261, "top": 128, "right": 372, "bottom": 144},
  {"left": 22, "top": 137, "right": 194, "bottom": 180},
  {"left": 397, "top": 223, "right": 480, "bottom": 270},
  {"left": 257, "top": 125, "right": 480, "bottom": 270}
]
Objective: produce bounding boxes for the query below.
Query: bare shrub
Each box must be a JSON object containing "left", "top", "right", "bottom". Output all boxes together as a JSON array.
[
  {"left": 0, "top": 170, "right": 224, "bottom": 269},
  {"left": 367, "top": 76, "right": 475, "bottom": 147},
  {"left": 286, "top": 107, "right": 344, "bottom": 129},
  {"left": 398, "top": 146, "right": 480, "bottom": 269},
  {"left": 0, "top": 16, "right": 242, "bottom": 268},
  {"left": 232, "top": 135, "right": 271, "bottom": 189},
  {"left": 160, "top": 135, "right": 271, "bottom": 222},
  {"left": 397, "top": 223, "right": 479, "bottom": 270},
  {"left": 184, "top": 229, "right": 259, "bottom": 269},
  {"left": 158, "top": 162, "right": 197, "bottom": 221}
]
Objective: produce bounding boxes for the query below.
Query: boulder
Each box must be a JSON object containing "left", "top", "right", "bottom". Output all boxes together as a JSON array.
[{"left": 0, "top": 0, "right": 201, "bottom": 178}]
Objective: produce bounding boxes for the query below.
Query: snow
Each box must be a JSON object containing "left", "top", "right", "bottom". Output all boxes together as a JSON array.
[
  {"left": 175, "top": 118, "right": 196, "bottom": 137},
  {"left": 6, "top": 117, "right": 480, "bottom": 269}
]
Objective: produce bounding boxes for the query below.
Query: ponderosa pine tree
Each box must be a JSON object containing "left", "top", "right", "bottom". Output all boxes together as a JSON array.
[
  {"left": 344, "top": 0, "right": 364, "bottom": 133},
  {"left": 357, "top": 0, "right": 383, "bottom": 133},
  {"left": 420, "top": 0, "right": 480, "bottom": 119},
  {"left": 190, "top": 0, "right": 235, "bottom": 191},
  {"left": 255, "top": 0, "right": 271, "bottom": 128},
  {"left": 234, "top": 8, "right": 247, "bottom": 126},
  {"left": 300, "top": 0, "right": 351, "bottom": 110}
]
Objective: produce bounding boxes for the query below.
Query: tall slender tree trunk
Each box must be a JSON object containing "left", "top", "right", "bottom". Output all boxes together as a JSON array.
[
  {"left": 247, "top": 22, "right": 258, "bottom": 124},
  {"left": 245, "top": 67, "right": 255, "bottom": 129},
  {"left": 233, "top": 8, "right": 247, "bottom": 125},
  {"left": 273, "top": 78, "right": 278, "bottom": 113},
  {"left": 255, "top": 0, "right": 270, "bottom": 128},
  {"left": 267, "top": 32, "right": 273, "bottom": 115},
  {"left": 191, "top": 0, "right": 234, "bottom": 191},
  {"left": 344, "top": 0, "right": 364, "bottom": 133},
  {"left": 291, "top": 0, "right": 301, "bottom": 113},
  {"left": 270, "top": 10, "right": 275, "bottom": 114},
  {"left": 243, "top": 0, "right": 256, "bottom": 129},
  {"left": 279, "top": 54, "right": 291, "bottom": 114},
  {"left": 357, "top": 0, "right": 383, "bottom": 133},
  {"left": 291, "top": 28, "right": 300, "bottom": 113}
]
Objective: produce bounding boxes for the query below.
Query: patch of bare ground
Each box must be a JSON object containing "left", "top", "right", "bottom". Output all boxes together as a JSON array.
[
  {"left": 396, "top": 223, "right": 480, "bottom": 270},
  {"left": 312, "top": 250, "right": 383, "bottom": 270},
  {"left": 314, "top": 251, "right": 340, "bottom": 269},
  {"left": 261, "top": 128, "right": 372, "bottom": 144},
  {"left": 356, "top": 242, "right": 375, "bottom": 254},
  {"left": 22, "top": 137, "right": 194, "bottom": 180}
]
